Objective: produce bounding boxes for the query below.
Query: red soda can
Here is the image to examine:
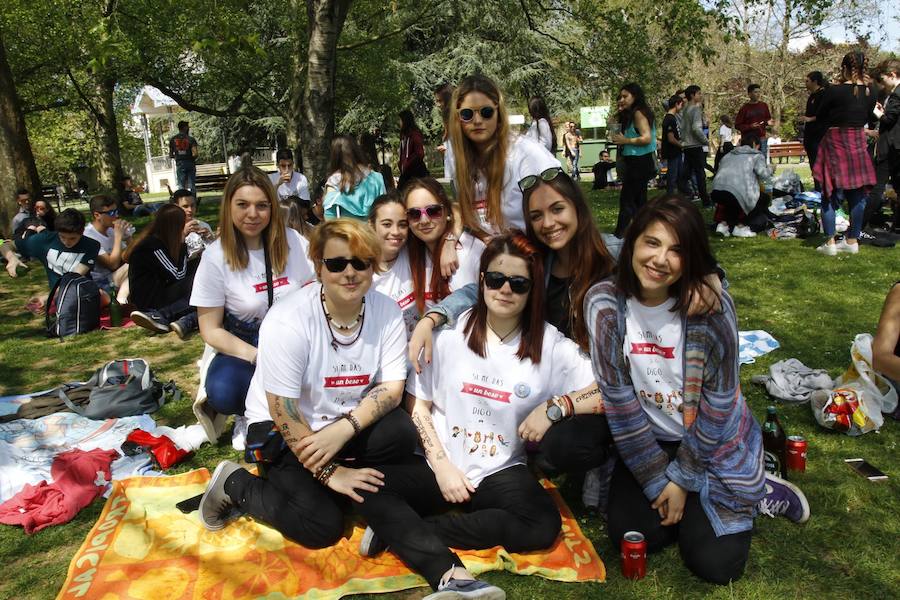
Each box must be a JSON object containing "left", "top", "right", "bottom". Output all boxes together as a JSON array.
[
  {"left": 621, "top": 531, "right": 647, "bottom": 580},
  {"left": 786, "top": 436, "right": 807, "bottom": 472}
]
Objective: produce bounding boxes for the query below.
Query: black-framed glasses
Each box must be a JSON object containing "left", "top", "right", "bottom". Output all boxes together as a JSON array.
[
  {"left": 458, "top": 106, "right": 496, "bottom": 122},
  {"left": 406, "top": 204, "right": 444, "bottom": 221},
  {"left": 483, "top": 271, "right": 532, "bottom": 294},
  {"left": 517, "top": 167, "right": 564, "bottom": 193},
  {"left": 322, "top": 256, "right": 371, "bottom": 273}
]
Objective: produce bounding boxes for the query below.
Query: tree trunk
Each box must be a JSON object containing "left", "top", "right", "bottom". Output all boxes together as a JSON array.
[
  {"left": 287, "top": 16, "right": 306, "bottom": 174},
  {"left": 299, "top": 0, "right": 353, "bottom": 187},
  {"left": 0, "top": 30, "right": 41, "bottom": 237},
  {"left": 94, "top": 76, "right": 125, "bottom": 198}
]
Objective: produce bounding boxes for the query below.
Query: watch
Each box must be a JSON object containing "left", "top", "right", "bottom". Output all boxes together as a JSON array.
[{"left": 546, "top": 398, "right": 564, "bottom": 423}]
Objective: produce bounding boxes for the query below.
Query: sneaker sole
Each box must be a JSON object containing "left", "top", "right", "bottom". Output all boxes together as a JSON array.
[
  {"left": 359, "top": 527, "right": 383, "bottom": 557},
  {"left": 130, "top": 311, "right": 170, "bottom": 334},
  {"left": 170, "top": 322, "right": 187, "bottom": 340},
  {"left": 425, "top": 588, "right": 506, "bottom": 600},
  {"left": 766, "top": 474, "right": 811, "bottom": 524},
  {"left": 199, "top": 461, "right": 239, "bottom": 531}
]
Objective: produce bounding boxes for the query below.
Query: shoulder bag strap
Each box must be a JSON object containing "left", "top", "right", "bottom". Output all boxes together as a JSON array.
[{"left": 262, "top": 232, "right": 274, "bottom": 308}]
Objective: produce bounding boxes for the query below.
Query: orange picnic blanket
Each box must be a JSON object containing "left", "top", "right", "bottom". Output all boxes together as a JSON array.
[{"left": 57, "top": 469, "right": 605, "bottom": 599}]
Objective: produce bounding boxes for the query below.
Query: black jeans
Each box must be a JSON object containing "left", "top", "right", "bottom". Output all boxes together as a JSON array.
[
  {"left": 225, "top": 407, "right": 418, "bottom": 548},
  {"left": 539, "top": 414, "right": 613, "bottom": 472},
  {"left": 615, "top": 154, "right": 655, "bottom": 237},
  {"left": 606, "top": 441, "right": 752, "bottom": 585},
  {"left": 683, "top": 147, "right": 710, "bottom": 206},
  {"left": 355, "top": 458, "right": 561, "bottom": 589}
]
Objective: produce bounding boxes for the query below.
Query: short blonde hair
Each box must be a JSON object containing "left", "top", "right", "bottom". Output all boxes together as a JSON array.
[{"left": 308, "top": 218, "right": 383, "bottom": 274}]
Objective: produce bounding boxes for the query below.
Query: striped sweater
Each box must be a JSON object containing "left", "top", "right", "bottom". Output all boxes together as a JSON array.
[{"left": 584, "top": 278, "right": 765, "bottom": 536}]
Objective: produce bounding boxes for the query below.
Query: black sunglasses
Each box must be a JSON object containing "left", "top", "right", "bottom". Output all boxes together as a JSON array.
[
  {"left": 458, "top": 106, "right": 496, "bottom": 122},
  {"left": 517, "top": 167, "right": 564, "bottom": 193},
  {"left": 322, "top": 256, "right": 371, "bottom": 273},
  {"left": 483, "top": 271, "right": 532, "bottom": 294},
  {"left": 406, "top": 204, "right": 444, "bottom": 221}
]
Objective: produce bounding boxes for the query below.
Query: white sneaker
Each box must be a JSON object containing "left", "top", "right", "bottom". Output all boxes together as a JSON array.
[
  {"left": 732, "top": 225, "right": 756, "bottom": 238},
  {"left": 231, "top": 415, "right": 248, "bottom": 451},
  {"left": 835, "top": 239, "right": 859, "bottom": 254},
  {"left": 715, "top": 222, "right": 731, "bottom": 237},
  {"left": 816, "top": 242, "right": 837, "bottom": 256}
]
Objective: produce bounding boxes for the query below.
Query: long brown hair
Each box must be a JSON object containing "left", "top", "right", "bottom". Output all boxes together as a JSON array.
[
  {"left": 123, "top": 204, "right": 185, "bottom": 263},
  {"left": 464, "top": 231, "right": 546, "bottom": 363},
  {"left": 616, "top": 194, "right": 716, "bottom": 311},
  {"left": 218, "top": 167, "right": 289, "bottom": 274},
  {"left": 327, "top": 135, "right": 370, "bottom": 192},
  {"left": 402, "top": 177, "right": 454, "bottom": 314},
  {"left": 448, "top": 75, "right": 510, "bottom": 235},
  {"left": 522, "top": 172, "right": 614, "bottom": 351}
]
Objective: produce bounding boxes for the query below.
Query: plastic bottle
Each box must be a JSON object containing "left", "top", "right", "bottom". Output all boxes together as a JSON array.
[
  {"left": 109, "top": 285, "right": 122, "bottom": 327},
  {"left": 762, "top": 406, "right": 788, "bottom": 479}
]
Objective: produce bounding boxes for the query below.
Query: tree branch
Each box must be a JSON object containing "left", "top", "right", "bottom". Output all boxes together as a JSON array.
[
  {"left": 142, "top": 78, "right": 249, "bottom": 117},
  {"left": 23, "top": 98, "right": 70, "bottom": 114},
  {"left": 518, "top": 0, "right": 590, "bottom": 62},
  {"left": 66, "top": 69, "right": 106, "bottom": 127},
  {"left": 336, "top": 0, "right": 444, "bottom": 51}
]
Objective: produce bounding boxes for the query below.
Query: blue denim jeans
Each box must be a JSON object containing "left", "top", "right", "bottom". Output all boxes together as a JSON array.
[
  {"left": 206, "top": 354, "right": 255, "bottom": 416},
  {"left": 175, "top": 162, "right": 197, "bottom": 195},
  {"left": 822, "top": 187, "right": 867, "bottom": 239},
  {"left": 666, "top": 154, "right": 684, "bottom": 195},
  {"left": 570, "top": 148, "right": 581, "bottom": 179}
]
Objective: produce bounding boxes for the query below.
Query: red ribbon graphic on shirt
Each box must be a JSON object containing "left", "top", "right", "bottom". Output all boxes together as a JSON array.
[
  {"left": 461, "top": 383, "right": 511, "bottom": 403},
  {"left": 324, "top": 374, "right": 371, "bottom": 388},
  {"left": 253, "top": 276, "right": 290, "bottom": 293},
  {"left": 630, "top": 342, "right": 676, "bottom": 359}
]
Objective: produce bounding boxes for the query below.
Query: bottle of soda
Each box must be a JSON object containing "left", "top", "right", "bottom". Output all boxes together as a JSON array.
[
  {"left": 762, "top": 405, "right": 787, "bottom": 479},
  {"left": 109, "top": 285, "right": 122, "bottom": 327}
]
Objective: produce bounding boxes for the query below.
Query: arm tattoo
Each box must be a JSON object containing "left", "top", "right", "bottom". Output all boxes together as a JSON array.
[{"left": 283, "top": 397, "right": 303, "bottom": 422}]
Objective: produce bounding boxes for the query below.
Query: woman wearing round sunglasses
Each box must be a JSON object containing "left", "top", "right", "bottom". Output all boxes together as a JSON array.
[
  {"left": 190, "top": 167, "right": 315, "bottom": 443},
  {"left": 584, "top": 196, "right": 766, "bottom": 584},
  {"left": 200, "top": 218, "right": 417, "bottom": 547},
  {"left": 447, "top": 75, "right": 560, "bottom": 236},
  {"left": 354, "top": 232, "right": 601, "bottom": 600}
]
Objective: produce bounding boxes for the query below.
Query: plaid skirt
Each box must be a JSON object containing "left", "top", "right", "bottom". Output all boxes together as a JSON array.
[{"left": 812, "top": 127, "right": 875, "bottom": 199}]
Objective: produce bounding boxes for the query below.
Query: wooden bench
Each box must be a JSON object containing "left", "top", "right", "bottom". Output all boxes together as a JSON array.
[
  {"left": 769, "top": 142, "right": 806, "bottom": 163},
  {"left": 39, "top": 186, "right": 62, "bottom": 211}
]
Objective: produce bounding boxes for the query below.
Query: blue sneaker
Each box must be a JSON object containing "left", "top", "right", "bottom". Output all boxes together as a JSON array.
[
  {"left": 758, "top": 473, "right": 810, "bottom": 524},
  {"left": 424, "top": 577, "right": 506, "bottom": 600}
]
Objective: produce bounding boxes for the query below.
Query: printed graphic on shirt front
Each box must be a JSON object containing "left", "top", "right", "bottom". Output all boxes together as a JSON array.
[
  {"left": 451, "top": 370, "right": 523, "bottom": 461},
  {"left": 318, "top": 360, "right": 373, "bottom": 421},
  {"left": 629, "top": 327, "right": 682, "bottom": 419},
  {"left": 46, "top": 248, "right": 88, "bottom": 276}
]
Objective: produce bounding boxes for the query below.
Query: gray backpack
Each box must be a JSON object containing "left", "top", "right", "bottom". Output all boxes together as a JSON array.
[{"left": 59, "top": 359, "right": 176, "bottom": 419}]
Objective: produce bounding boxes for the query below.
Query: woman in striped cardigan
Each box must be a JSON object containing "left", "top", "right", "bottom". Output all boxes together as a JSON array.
[{"left": 584, "top": 195, "right": 797, "bottom": 584}]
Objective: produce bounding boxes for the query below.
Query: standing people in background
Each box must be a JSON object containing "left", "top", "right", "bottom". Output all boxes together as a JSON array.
[
  {"left": 527, "top": 96, "right": 557, "bottom": 154},
  {"left": 681, "top": 85, "right": 711, "bottom": 207},
  {"left": 119, "top": 176, "right": 156, "bottom": 217},
  {"left": 711, "top": 133, "right": 773, "bottom": 237},
  {"left": 592, "top": 150, "right": 618, "bottom": 190},
  {"left": 172, "top": 189, "right": 215, "bottom": 259},
  {"left": 397, "top": 110, "right": 430, "bottom": 190},
  {"left": 269, "top": 148, "right": 310, "bottom": 203},
  {"left": 735, "top": 84, "right": 773, "bottom": 156},
  {"left": 662, "top": 95, "right": 686, "bottom": 195},
  {"left": 800, "top": 71, "right": 828, "bottom": 172},
  {"left": 610, "top": 83, "right": 657, "bottom": 237},
  {"left": 190, "top": 167, "right": 314, "bottom": 425},
  {"left": 169, "top": 120, "right": 199, "bottom": 195},
  {"left": 10, "top": 188, "right": 32, "bottom": 234},
  {"left": 323, "top": 135, "right": 387, "bottom": 220},
  {"left": 84, "top": 195, "right": 130, "bottom": 294},
  {"left": 714, "top": 115, "right": 735, "bottom": 173},
  {"left": 874, "top": 60, "right": 900, "bottom": 205},
  {"left": 433, "top": 83, "right": 455, "bottom": 180},
  {"left": 126, "top": 205, "right": 199, "bottom": 339},
  {"left": 813, "top": 51, "right": 877, "bottom": 256},
  {"left": 447, "top": 74, "right": 560, "bottom": 236},
  {"left": 563, "top": 122, "right": 583, "bottom": 180}
]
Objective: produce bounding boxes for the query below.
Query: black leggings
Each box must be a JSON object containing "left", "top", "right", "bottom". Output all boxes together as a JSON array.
[
  {"left": 539, "top": 414, "right": 613, "bottom": 472},
  {"left": 606, "top": 442, "right": 752, "bottom": 585},
  {"left": 225, "top": 407, "right": 418, "bottom": 548},
  {"left": 355, "top": 458, "right": 561, "bottom": 589}
]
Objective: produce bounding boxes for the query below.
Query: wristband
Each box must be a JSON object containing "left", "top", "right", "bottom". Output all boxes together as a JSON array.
[
  {"left": 561, "top": 394, "right": 574, "bottom": 418},
  {"left": 343, "top": 412, "right": 362, "bottom": 435},
  {"left": 444, "top": 233, "right": 458, "bottom": 242},
  {"left": 316, "top": 462, "right": 338, "bottom": 484},
  {"left": 424, "top": 313, "right": 440, "bottom": 328}
]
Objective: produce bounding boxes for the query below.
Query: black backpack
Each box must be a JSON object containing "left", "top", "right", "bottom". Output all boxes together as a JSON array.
[{"left": 46, "top": 272, "right": 101, "bottom": 339}]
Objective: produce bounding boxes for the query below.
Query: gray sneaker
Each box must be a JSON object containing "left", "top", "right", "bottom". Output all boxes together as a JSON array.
[
  {"left": 199, "top": 460, "right": 243, "bottom": 531},
  {"left": 424, "top": 578, "right": 506, "bottom": 600}
]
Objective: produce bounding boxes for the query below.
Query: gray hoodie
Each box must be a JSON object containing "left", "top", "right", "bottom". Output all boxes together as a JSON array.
[
  {"left": 711, "top": 146, "right": 773, "bottom": 213},
  {"left": 681, "top": 103, "right": 707, "bottom": 148}
]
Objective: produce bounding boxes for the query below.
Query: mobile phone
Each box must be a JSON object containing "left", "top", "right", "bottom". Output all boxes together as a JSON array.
[{"left": 845, "top": 458, "right": 888, "bottom": 481}]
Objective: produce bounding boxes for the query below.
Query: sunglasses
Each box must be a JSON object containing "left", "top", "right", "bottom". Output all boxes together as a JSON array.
[
  {"left": 483, "top": 271, "right": 532, "bottom": 294},
  {"left": 458, "top": 106, "right": 496, "bottom": 122},
  {"left": 406, "top": 204, "right": 444, "bottom": 221},
  {"left": 517, "top": 167, "right": 564, "bottom": 193},
  {"left": 98, "top": 208, "right": 118, "bottom": 217},
  {"left": 322, "top": 256, "right": 371, "bottom": 273}
]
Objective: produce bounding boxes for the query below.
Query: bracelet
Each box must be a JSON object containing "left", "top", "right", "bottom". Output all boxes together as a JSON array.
[
  {"left": 560, "top": 394, "right": 574, "bottom": 418},
  {"left": 343, "top": 412, "right": 362, "bottom": 435},
  {"left": 424, "top": 313, "right": 440, "bottom": 328},
  {"left": 316, "top": 462, "right": 338, "bottom": 485},
  {"left": 444, "top": 233, "right": 458, "bottom": 242}
]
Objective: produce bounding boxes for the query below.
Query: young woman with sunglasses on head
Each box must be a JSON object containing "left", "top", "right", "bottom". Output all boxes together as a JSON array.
[
  {"left": 190, "top": 167, "right": 315, "bottom": 442},
  {"left": 447, "top": 75, "right": 561, "bottom": 236},
  {"left": 583, "top": 196, "right": 780, "bottom": 585},
  {"left": 200, "top": 219, "right": 417, "bottom": 547},
  {"left": 354, "top": 232, "right": 601, "bottom": 600}
]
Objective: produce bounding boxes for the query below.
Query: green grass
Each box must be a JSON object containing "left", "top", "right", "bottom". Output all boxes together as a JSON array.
[{"left": 1, "top": 187, "right": 898, "bottom": 599}]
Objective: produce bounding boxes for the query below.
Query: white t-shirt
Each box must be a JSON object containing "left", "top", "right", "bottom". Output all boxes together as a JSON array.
[
  {"left": 624, "top": 297, "right": 685, "bottom": 441},
  {"left": 527, "top": 118, "right": 554, "bottom": 152},
  {"left": 433, "top": 231, "right": 484, "bottom": 292},
  {"left": 190, "top": 227, "right": 314, "bottom": 322},
  {"left": 408, "top": 310, "right": 595, "bottom": 487},
  {"left": 269, "top": 171, "right": 311, "bottom": 201},
  {"left": 719, "top": 125, "right": 733, "bottom": 145},
  {"left": 446, "top": 134, "right": 560, "bottom": 233},
  {"left": 245, "top": 283, "right": 409, "bottom": 429},
  {"left": 84, "top": 223, "right": 123, "bottom": 283}
]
